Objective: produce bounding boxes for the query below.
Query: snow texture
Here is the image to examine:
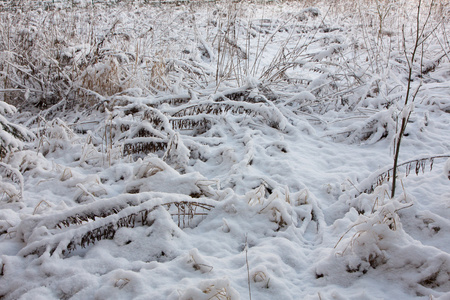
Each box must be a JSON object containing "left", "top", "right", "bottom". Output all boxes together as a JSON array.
[{"left": 0, "top": 1, "right": 449, "bottom": 299}]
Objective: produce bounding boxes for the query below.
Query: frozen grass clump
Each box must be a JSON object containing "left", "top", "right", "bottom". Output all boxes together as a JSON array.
[
  {"left": 316, "top": 194, "right": 450, "bottom": 298},
  {"left": 35, "top": 118, "right": 79, "bottom": 157},
  {"left": 0, "top": 101, "right": 33, "bottom": 159}
]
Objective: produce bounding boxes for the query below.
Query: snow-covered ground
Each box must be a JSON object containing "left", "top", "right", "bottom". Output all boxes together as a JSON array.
[{"left": 1, "top": 1, "right": 449, "bottom": 299}]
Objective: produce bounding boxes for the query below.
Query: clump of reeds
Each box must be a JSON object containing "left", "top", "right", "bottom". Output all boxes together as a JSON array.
[{"left": 20, "top": 197, "right": 215, "bottom": 257}]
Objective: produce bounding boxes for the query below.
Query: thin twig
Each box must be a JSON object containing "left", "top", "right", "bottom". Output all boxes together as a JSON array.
[{"left": 245, "top": 234, "right": 252, "bottom": 300}]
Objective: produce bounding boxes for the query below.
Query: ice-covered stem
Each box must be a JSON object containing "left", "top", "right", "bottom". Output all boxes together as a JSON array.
[{"left": 391, "top": 0, "right": 434, "bottom": 198}]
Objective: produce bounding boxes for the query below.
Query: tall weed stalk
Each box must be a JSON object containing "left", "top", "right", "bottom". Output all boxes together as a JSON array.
[{"left": 391, "top": 0, "right": 437, "bottom": 197}]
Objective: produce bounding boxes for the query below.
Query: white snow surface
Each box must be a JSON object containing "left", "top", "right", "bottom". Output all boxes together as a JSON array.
[{"left": 1, "top": 1, "right": 450, "bottom": 299}]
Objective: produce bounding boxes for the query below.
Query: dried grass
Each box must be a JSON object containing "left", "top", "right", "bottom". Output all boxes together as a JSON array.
[
  {"left": 163, "top": 201, "right": 214, "bottom": 228},
  {"left": 19, "top": 195, "right": 215, "bottom": 257},
  {"left": 123, "top": 140, "right": 168, "bottom": 156},
  {"left": 362, "top": 155, "right": 450, "bottom": 195}
]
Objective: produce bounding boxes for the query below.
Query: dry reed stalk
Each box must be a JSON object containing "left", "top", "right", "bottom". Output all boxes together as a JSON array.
[
  {"left": 362, "top": 155, "right": 450, "bottom": 195},
  {"left": 163, "top": 201, "right": 214, "bottom": 228}
]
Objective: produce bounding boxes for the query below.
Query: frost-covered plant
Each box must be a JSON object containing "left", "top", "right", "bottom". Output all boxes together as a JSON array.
[
  {"left": 125, "top": 156, "right": 215, "bottom": 199},
  {"left": 36, "top": 117, "right": 78, "bottom": 156},
  {"left": 246, "top": 184, "right": 325, "bottom": 236},
  {"left": 334, "top": 200, "right": 412, "bottom": 272},
  {"left": 163, "top": 132, "right": 190, "bottom": 171},
  {"left": 0, "top": 12, "right": 71, "bottom": 108},
  {"left": 357, "top": 155, "right": 450, "bottom": 195},
  {"left": 0, "top": 5, "right": 174, "bottom": 111},
  {"left": 349, "top": 184, "right": 391, "bottom": 215},
  {"left": 0, "top": 162, "right": 24, "bottom": 202},
  {"left": 327, "top": 107, "right": 397, "bottom": 144},
  {"left": 0, "top": 101, "right": 32, "bottom": 159},
  {"left": 245, "top": 184, "right": 266, "bottom": 207},
  {"left": 187, "top": 248, "right": 213, "bottom": 273}
]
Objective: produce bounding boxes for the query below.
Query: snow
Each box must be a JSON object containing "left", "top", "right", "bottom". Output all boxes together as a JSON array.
[{"left": 1, "top": 0, "right": 450, "bottom": 299}]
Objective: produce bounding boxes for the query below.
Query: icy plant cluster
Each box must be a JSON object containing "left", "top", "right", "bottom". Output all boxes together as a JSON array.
[{"left": 0, "top": 0, "right": 449, "bottom": 299}]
